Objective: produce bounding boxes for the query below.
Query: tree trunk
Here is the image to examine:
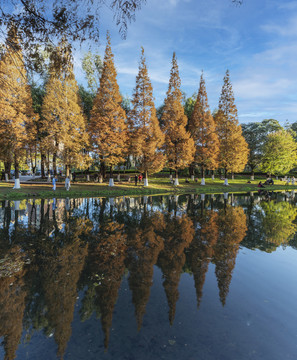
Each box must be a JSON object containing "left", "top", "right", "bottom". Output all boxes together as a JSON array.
[
  {"left": 174, "top": 170, "right": 179, "bottom": 186},
  {"left": 231, "top": 172, "right": 234, "bottom": 180},
  {"left": 4, "top": 161, "right": 11, "bottom": 180},
  {"left": 109, "top": 166, "right": 114, "bottom": 187},
  {"left": 41, "top": 152, "right": 46, "bottom": 178},
  {"left": 13, "top": 155, "right": 21, "bottom": 189},
  {"left": 201, "top": 166, "right": 205, "bottom": 185},
  {"left": 144, "top": 170, "right": 149, "bottom": 186},
  {"left": 66, "top": 165, "right": 70, "bottom": 177},
  {"left": 211, "top": 170, "right": 215, "bottom": 181},
  {"left": 53, "top": 152, "right": 57, "bottom": 175},
  {"left": 100, "top": 156, "right": 106, "bottom": 179},
  {"left": 224, "top": 168, "right": 229, "bottom": 186},
  {"left": 251, "top": 169, "right": 255, "bottom": 181}
]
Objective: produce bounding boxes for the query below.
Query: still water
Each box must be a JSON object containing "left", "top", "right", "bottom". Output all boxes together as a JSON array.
[{"left": 1, "top": 192, "right": 297, "bottom": 360}]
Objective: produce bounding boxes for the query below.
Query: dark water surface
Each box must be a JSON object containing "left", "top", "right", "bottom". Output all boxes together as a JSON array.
[{"left": 1, "top": 192, "right": 297, "bottom": 360}]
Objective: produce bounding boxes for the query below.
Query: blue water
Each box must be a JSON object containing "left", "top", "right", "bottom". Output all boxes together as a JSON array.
[{"left": 0, "top": 193, "right": 297, "bottom": 360}]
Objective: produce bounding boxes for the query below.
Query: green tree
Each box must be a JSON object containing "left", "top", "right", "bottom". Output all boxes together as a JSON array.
[
  {"left": 260, "top": 130, "right": 297, "bottom": 175},
  {"left": 242, "top": 119, "right": 282, "bottom": 179},
  {"left": 184, "top": 93, "right": 197, "bottom": 123},
  {"left": 82, "top": 51, "right": 103, "bottom": 94},
  {"left": 128, "top": 48, "right": 165, "bottom": 186},
  {"left": 78, "top": 85, "right": 95, "bottom": 122},
  {"left": 89, "top": 33, "right": 127, "bottom": 186},
  {"left": 161, "top": 53, "right": 195, "bottom": 185}
]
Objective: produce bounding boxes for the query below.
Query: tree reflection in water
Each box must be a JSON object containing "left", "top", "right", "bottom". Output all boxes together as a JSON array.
[{"left": 0, "top": 193, "right": 296, "bottom": 358}]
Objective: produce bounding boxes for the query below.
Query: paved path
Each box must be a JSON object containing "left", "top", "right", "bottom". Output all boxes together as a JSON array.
[{"left": 6, "top": 175, "right": 42, "bottom": 182}]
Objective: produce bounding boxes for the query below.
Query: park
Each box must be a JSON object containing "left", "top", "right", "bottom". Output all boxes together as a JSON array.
[{"left": 1, "top": 1, "right": 297, "bottom": 360}]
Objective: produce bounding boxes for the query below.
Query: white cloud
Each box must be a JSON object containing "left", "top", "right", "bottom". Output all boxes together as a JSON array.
[{"left": 262, "top": 15, "right": 297, "bottom": 37}]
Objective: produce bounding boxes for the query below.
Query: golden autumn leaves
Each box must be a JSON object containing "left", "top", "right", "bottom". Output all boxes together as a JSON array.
[
  {"left": 90, "top": 39, "right": 249, "bottom": 186},
  {"left": 0, "top": 27, "right": 249, "bottom": 187}
]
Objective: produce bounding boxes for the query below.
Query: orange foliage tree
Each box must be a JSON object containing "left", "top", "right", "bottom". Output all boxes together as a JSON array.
[
  {"left": 128, "top": 48, "right": 165, "bottom": 186},
  {"left": 0, "top": 25, "right": 37, "bottom": 188},
  {"left": 41, "top": 41, "right": 89, "bottom": 176},
  {"left": 188, "top": 72, "right": 220, "bottom": 184},
  {"left": 89, "top": 33, "right": 127, "bottom": 186},
  {"left": 215, "top": 70, "right": 249, "bottom": 185},
  {"left": 161, "top": 53, "right": 195, "bottom": 185}
]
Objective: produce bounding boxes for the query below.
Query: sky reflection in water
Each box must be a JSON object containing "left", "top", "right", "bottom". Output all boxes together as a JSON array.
[{"left": 0, "top": 192, "right": 297, "bottom": 360}]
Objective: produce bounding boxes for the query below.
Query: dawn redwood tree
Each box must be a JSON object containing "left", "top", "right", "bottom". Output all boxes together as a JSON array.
[
  {"left": 188, "top": 72, "right": 220, "bottom": 185},
  {"left": 161, "top": 53, "right": 195, "bottom": 185},
  {"left": 128, "top": 48, "right": 165, "bottom": 186},
  {"left": 41, "top": 41, "right": 89, "bottom": 176},
  {"left": 215, "top": 70, "right": 249, "bottom": 185},
  {"left": 0, "top": 24, "right": 37, "bottom": 188},
  {"left": 260, "top": 130, "right": 297, "bottom": 176},
  {"left": 89, "top": 33, "right": 127, "bottom": 186}
]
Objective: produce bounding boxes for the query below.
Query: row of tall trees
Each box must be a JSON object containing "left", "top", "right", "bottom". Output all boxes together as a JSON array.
[{"left": 0, "top": 25, "right": 249, "bottom": 189}]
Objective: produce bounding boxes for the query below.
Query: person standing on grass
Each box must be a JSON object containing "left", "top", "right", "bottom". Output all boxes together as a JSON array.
[
  {"left": 65, "top": 176, "right": 71, "bottom": 191},
  {"left": 135, "top": 174, "right": 138, "bottom": 186},
  {"left": 52, "top": 175, "right": 57, "bottom": 191}
]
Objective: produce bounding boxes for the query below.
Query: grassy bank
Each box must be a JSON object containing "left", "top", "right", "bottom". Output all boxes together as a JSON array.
[{"left": 0, "top": 176, "right": 296, "bottom": 201}]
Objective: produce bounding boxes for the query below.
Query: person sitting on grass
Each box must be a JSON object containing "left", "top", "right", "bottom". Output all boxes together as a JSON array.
[
  {"left": 185, "top": 178, "right": 190, "bottom": 183},
  {"left": 264, "top": 178, "right": 274, "bottom": 185},
  {"left": 258, "top": 181, "right": 265, "bottom": 188}
]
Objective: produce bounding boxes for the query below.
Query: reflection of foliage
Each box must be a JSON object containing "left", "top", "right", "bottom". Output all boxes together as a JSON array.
[
  {"left": 158, "top": 214, "right": 194, "bottom": 324},
  {"left": 41, "top": 218, "right": 89, "bottom": 359},
  {"left": 189, "top": 210, "right": 218, "bottom": 307},
  {"left": 260, "top": 201, "right": 297, "bottom": 246},
  {"left": 86, "top": 221, "right": 127, "bottom": 349},
  {"left": 3, "top": 193, "right": 297, "bottom": 357},
  {"left": 213, "top": 206, "right": 247, "bottom": 305},
  {"left": 127, "top": 212, "right": 165, "bottom": 330},
  {"left": 0, "top": 247, "right": 26, "bottom": 360}
]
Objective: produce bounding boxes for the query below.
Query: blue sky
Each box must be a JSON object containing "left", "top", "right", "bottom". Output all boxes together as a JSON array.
[{"left": 74, "top": 0, "right": 296, "bottom": 124}]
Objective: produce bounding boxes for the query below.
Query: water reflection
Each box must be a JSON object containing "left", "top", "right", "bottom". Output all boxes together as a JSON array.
[{"left": 0, "top": 192, "right": 297, "bottom": 359}]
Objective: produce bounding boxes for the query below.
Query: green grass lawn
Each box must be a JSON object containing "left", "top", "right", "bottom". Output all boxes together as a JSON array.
[{"left": 0, "top": 176, "right": 296, "bottom": 200}]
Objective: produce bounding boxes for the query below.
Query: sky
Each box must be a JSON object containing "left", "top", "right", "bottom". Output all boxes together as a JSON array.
[{"left": 72, "top": 0, "right": 297, "bottom": 125}]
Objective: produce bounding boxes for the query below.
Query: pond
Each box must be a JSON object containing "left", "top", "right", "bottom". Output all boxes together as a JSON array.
[{"left": 0, "top": 192, "right": 297, "bottom": 360}]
